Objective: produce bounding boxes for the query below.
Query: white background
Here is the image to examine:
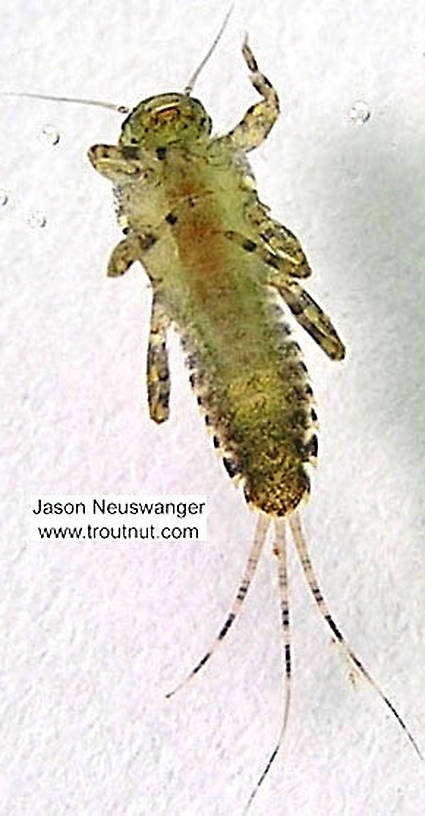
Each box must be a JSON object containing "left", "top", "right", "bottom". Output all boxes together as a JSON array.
[{"left": 1, "top": 1, "right": 425, "bottom": 814}]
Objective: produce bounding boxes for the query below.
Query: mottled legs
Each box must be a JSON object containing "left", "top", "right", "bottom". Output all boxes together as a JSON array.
[
  {"left": 215, "top": 38, "right": 279, "bottom": 152},
  {"left": 224, "top": 229, "right": 345, "bottom": 361},
  {"left": 147, "top": 297, "right": 170, "bottom": 424}
]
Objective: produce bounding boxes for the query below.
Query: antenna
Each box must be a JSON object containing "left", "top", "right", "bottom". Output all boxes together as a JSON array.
[
  {"left": 1, "top": 8, "right": 234, "bottom": 111},
  {"left": 184, "top": 4, "right": 234, "bottom": 95},
  {"left": 0, "top": 91, "right": 129, "bottom": 115}
]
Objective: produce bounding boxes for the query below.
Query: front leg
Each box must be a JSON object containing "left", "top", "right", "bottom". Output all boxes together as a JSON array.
[
  {"left": 214, "top": 37, "right": 279, "bottom": 153},
  {"left": 88, "top": 144, "right": 153, "bottom": 182},
  {"left": 147, "top": 296, "right": 171, "bottom": 424}
]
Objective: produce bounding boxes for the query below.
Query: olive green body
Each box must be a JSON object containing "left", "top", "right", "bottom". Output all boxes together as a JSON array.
[
  {"left": 115, "top": 136, "right": 313, "bottom": 515},
  {"left": 87, "top": 51, "right": 420, "bottom": 807},
  {"left": 90, "top": 78, "right": 342, "bottom": 516}
]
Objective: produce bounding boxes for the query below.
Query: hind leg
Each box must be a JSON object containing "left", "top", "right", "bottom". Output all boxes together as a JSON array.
[{"left": 147, "top": 297, "right": 170, "bottom": 424}]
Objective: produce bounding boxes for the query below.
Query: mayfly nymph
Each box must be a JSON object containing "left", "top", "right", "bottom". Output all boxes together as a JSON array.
[
  {"left": 6, "top": 13, "right": 422, "bottom": 811},
  {"left": 86, "top": 28, "right": 422, "bottom": 809}
]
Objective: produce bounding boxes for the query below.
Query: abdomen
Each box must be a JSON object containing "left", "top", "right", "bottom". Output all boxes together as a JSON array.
[
  {"left": 144, "top": 174, "right": 317, "bottom": 516},
  {"left": 170, "top": 254, "right": 316, "bottom": 516}
]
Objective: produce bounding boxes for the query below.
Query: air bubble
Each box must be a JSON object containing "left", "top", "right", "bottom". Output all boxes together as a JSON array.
[
  {"left": 0, "top": 189, "right": 9, "bottom": 206},
  {"left": 39, "top": 124, "right": 61, "bottom": 146},
  {"left": 27, "top": 211, "right": 47, "bottom": 229},
  {"left": 349, "top": 101, "right": 371, "bottom": 125}
]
